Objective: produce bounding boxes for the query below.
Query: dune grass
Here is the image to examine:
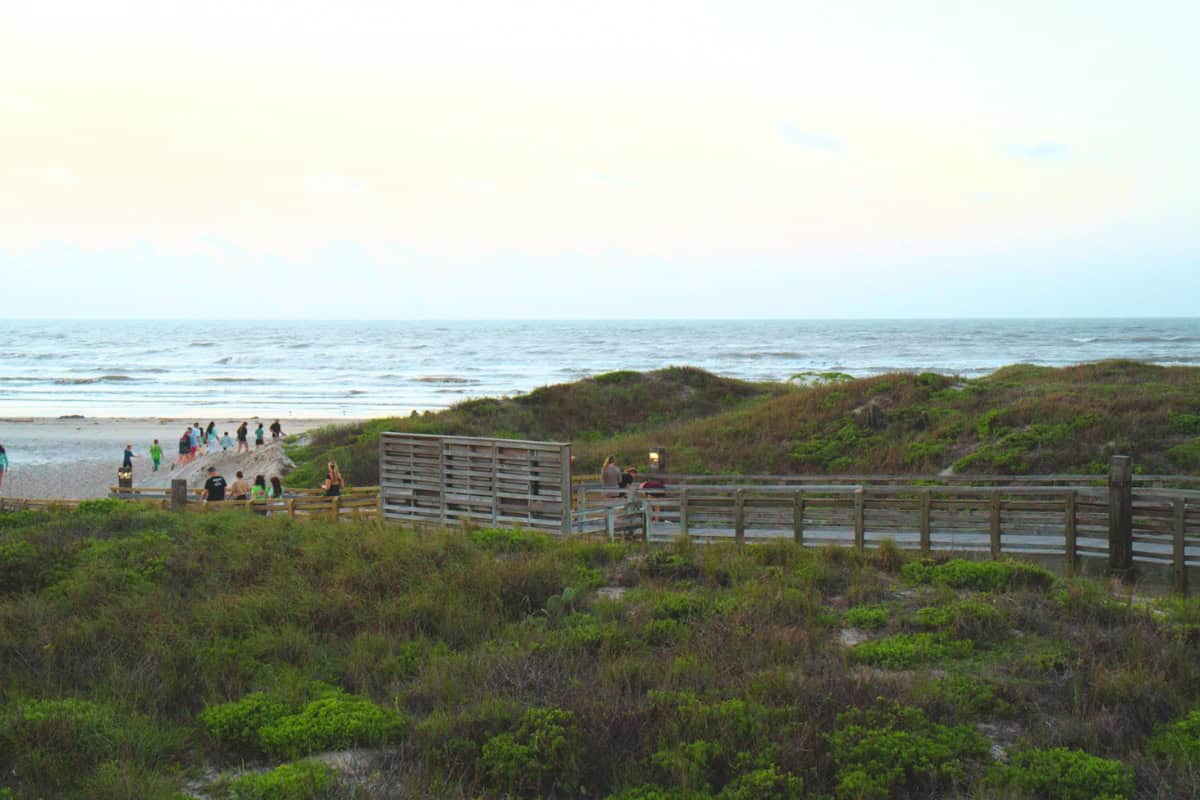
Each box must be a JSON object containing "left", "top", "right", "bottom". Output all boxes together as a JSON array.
[
  {"left": 2, "top": 504, "right": 1200, "bottom": 797},
  {"left": 286, "top": 361, "right": 1200, "bottom": 490}
]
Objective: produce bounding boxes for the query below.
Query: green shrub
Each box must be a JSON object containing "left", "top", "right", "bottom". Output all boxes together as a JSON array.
[
  {"left": 914, "top": 598, "right": 1007, "bottom": 641},
  {"left": 200, "top": 692, "right": 290, "bottom": 754},
  {"left": 481, "top": 706, "right": 582, "bottom": 797},
  {"left": 843, "top": 604, "right": 890, "bottom": 629},
  {"left": 258, "top": 691, "right": 409, "bottom": 760},
  {"left": 988, "top": 747, "right": 1133, "bottom": 800},
  {"left": 1147, "top": 710, "right": 1200, "bottom": 766},
  {"left": 225, "top": 760, "right": 337, "bottom": 800},
  {"left": 605, "top": 786, "right": 706, "bottom": 800},
  {"left": 75, "top": 498, "right": 131, "bottom": 515},
  {"left": 716, "top": 766, "right": 802, "bottom": 799},
  {"left": 828, "top": 702, "right": 989, "bottom": 799},
  {"left": 901, "top": 558, "right": 1054, "bottom": 592},
  {"left": 471, "top": 527, "right": 550, "bottom": 553},
  {"left": 849, "top": 632, "right": 971, "bottom": 669}
]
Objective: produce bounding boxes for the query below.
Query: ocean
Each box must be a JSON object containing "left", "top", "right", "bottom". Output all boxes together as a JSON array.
[{"left": 1, "top": 318, "right": 1198, "bottom": 419}]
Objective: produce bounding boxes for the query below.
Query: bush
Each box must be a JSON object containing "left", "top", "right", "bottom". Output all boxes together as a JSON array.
[
  {"left": 828, "top": 702, "right": 989, "bottom": 799},
  {"left": 843, "top": 604, "right": 890, "bottom": 630},
  {"left": 471, "top": 528, "right": 550, "bottom": 553},
  {"left": 1147, "top": 710, "right": 1200, "bottom": 766},
  {"left": 225, "top": 760, "right": 337, "bottom": 800},
  {"left": 481, "top": 706, "right": 582, "bottom": 797},
  {"left": 258, "top": 691, "right": 409, "bottom": 760},
  {"left": 849, "top": 632, "right": 971, "bottom": 669},
  {"left": 200, "top": 692, "right": 290, "bottom": 754},
  {"left": 716, "top": 766, "right": 802, "bottom": 799},
  {"left": 988, "top": 747, "right": 1133, "bottom": 800}
]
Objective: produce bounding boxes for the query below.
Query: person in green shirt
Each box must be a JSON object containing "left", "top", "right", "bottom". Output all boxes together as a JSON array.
[{"left": 149, "top": 439, "right": 163, "bottom": 472}]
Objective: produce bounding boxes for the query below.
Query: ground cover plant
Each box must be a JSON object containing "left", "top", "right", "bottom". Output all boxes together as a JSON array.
[{"left": 1, "top": 504, "right": 1200, "bottom": 797}]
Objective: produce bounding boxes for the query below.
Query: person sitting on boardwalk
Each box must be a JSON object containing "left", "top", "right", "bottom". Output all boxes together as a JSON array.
[
  {"left": 228, "top": 471, "right": 251, "bottom": 501},
  {"left": 639, "top": 477, "right": 667, "bottom": 523},
  {"left": 619, "top": 466, "right": 639, "bottom": 490},
  {"left": 601, "top": 455, "right": 621, "bottom": 498},
  {"left": 322, "top": 462, "right": 344, "bottom": 497},
  {"left": 270, "top": 476, "right": 285, "bottom": 499}
]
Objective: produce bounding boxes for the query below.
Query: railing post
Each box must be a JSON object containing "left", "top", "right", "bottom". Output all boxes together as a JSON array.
[
  {"left": 170, "top": 479, "right": 188, "bottom": 512},
  {"left": 1065, "top": 490, "right": 1078, "bottom": 577},
  {"left": 919, "top": 490, "right": 931, "bottom": 553},
  {"left": 1173, "top": 497, "right": 1188, "bottom": 597},
  {"left": 1108, "top": 456, "right": 1134, "bottom": 577},
  {"left": 606, "top": 507, "right": 615, "bottom": 542},
  {"left": 990, "top": 490, "right": 1002, "bottom": 559},
  {"left": 793, "top": 490, "right": 805, "bottom": 545},
  {"left": 853, "top": 487, "right": 865, "bottom": 551},
  {"left": 734, "top": 489, "right": 745, "bottom": 546},
  {"left": 332, "top": 496, "right": 341, "bottom": 522},
  {"left": 679, "top": 488, "right": 689, "bottom": 538}
]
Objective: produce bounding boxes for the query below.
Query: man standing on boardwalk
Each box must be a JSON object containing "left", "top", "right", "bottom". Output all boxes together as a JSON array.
[{"left": 202, "top": 466, "right": 227, "bottom": 502}]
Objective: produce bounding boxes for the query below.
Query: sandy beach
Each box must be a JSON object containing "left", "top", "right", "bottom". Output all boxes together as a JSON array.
[{"left": 0, "top": 417, "right": 353, "bottom": 499}]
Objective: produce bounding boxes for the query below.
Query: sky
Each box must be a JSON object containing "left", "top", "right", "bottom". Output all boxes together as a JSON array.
[{"left": 2, "top": 1, "right": 1198, "bottom": 319}]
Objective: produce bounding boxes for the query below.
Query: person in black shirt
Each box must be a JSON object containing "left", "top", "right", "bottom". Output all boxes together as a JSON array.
[
  {"left": 270, "top": 419, "right": 283, "bottom": 440},
  {"left": 202, "top": 466, "right": 227, "bottom": 502}
]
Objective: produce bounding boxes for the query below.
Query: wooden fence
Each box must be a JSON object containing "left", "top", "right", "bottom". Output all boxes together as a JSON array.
[{"left": 380, "top": 433, "right": 572, "bottom": 533}]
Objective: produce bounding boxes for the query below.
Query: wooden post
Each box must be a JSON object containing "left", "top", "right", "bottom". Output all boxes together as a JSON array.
[
  {"left": 734, "top": 489, "right": 745, "bottom": 546},
  {"left": 1173, "top": 497, "right": 1188, "bottom": 597},
  {"left": 1065, "top": 490, "right": 1078, "bottom": 577},
  {"left": 560, "top": 444, "right": 572, "bottom": 537},
  {"left": 919, "top": 490, "right": 931, "bottom": 553},
  {"left": 288, "top": 498, "right": 296, "bottom": 518},
  {"left": 1108, "top": 456, "right": 1134, "bottom": 577},
  {"left": 853, "top": 487, "right": 865, "bottom": 551},
  {"left": 331, "top": 496, "right": 341, "bottom": 522},
  {"left": 377, "top": 491, "right": 384, "bottom": 520},
  {"left": 990, "top": 490, "right": 1002, "bottom": 559},
  {"left": 170, "top": 479, "right": 189, "bottom": 512},
  {"left": 606, "top": 507, "right": 615, "bottom": 542},
  {"left": 679, "top": 488, "right": 689, "bottom": 538},
  {"left": 793, "top": 491, "right": 805, "bottom": 545}
]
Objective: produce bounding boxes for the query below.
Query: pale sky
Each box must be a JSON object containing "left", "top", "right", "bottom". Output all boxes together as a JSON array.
[{"left": 3, "top": 1, "right": 1197, "bottom": 318}]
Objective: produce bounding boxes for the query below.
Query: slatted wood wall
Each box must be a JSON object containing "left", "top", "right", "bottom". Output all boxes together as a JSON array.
[{"left": 379, "top": 433, "right": 572, "bottom": 533}]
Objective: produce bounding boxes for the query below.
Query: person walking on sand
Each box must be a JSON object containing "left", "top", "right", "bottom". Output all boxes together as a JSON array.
[
  {"left": 201, "top": 466, "right": 227, "bottom": 502},
  {"left": 270, "top": 419, "right": 283, "bottom": 440},
  {"left": 254, "top": 422, "right": 265, "bottom": 448},
  {"left": 149, "top": 439, "right": 163, "bottom": 472},
  {"left": 322, "top": 462, "right": 344, "bottom": 497},
  {"left": 122, "top": 444, "right": 136, "bottom": 471},
  {"left": 0, "top": 444, "right": 8, "bottom": 491},
  {"left": 189, "top": 424, "right": 201, "bottom": 458},
  {"left": 601, "top": 455, "right": 621, "bottom": 498},
  {"left": 228, "top": 470, "right": 251, "bottom": 501},
  {"left": 220, "top": 430, "right": 233, "bottom": 451},
  {"left": 175, "top": 429, "right": 191, "bottom": 468},
  {"left": 236, "top": 422, "right": 250, "bottom": 454}
]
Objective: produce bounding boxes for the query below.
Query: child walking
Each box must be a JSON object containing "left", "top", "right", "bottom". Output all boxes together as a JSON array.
[{"left": 149, "top": 439, "right": 163, "bottom": 472}]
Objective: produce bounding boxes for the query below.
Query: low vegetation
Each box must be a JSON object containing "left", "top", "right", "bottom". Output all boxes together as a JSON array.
[
  {"left": 287, "top": 361, "right": 1200, "bottom": 488},
  {"left": 2, "top": 503, "right": 1199, "bottom": 797}
]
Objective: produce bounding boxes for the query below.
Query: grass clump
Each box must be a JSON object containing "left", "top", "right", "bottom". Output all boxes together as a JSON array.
[
  {"left": 988, "top": 747, "right": 1133, "bottom": 800},
  {"left": 222, "top": 759, "right": 337, "bottom": 799},
  {"left": 828, "top": 702, "right": 989, "bottom": 799},
  {"left": 481, "top": 706, "right": 582, "bottom": 798}
]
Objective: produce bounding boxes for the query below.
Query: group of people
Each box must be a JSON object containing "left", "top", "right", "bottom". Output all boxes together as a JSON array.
[
  {"left": 201, "top": 468, "right": 286, "bottom": 503},
  {"left": 200, "top": 461, "right": 344, "bottom": 502},
  {"left": 600, "top": 455, "right": 665, "bottom": 498},
  {"left": 171, "top": 419, "right": 285, "bottom": 469}
]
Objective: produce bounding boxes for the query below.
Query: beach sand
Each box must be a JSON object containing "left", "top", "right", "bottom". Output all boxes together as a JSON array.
[{"left": 0, "top": 417, "right": 352, "bottom": 499}]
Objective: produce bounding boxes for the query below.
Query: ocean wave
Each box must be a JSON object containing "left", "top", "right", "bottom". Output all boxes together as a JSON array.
[
  {"left": 205, "top": 377, "right": 260, "bottom": 383},
  {"left": 412, "top": 375, "right": 480, "bottom": 384},
  {"left": 53, "top": 375, "right": 136, "bottom": 385},
  {"left": 190, "top": 341, "right": 217, "bottom": 347},
  {"left": 215, "top": 356, "right": 232, "bottom": 365}
]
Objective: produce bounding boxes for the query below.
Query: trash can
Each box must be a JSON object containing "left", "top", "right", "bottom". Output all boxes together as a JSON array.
[{"left": 117, "top": 466, "right": 133, "bottom": 498}]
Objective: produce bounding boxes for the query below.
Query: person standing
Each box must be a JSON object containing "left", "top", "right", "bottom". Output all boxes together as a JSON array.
[
  {"left": 176, "top": 429, "right": 192, "bottom": 468},
  {"left": 254, "top": 423, "right": 265, "bottom": 448},
  {"left": 122, "top": 444, "right": 135, "bottom": 470},
  {"left": 236, "top": 422, "right": 250, "bottom": 454},
  {"left": 189, "top": 425, "right": 201, "bottom": 458},
  {"left": 205, "top": 421, "right": 217, "bottom": 449},
  {"left": 149, "top": 439, "right": 163, "bottom": 472},
  {"left": 270, "top": 419, "right": 283, "bottom": 440},
  {"left": 601, "top": 455, "right": 621, "bottom": 498},
  {"left": 201, "top": 466, "right": 227, "bottom": 502},
  {"left": 0, "top": 444, "right": 8, "bottom": 491},
  {"left": 220, "top": 431, "right": 233, "bottom": 451}
]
